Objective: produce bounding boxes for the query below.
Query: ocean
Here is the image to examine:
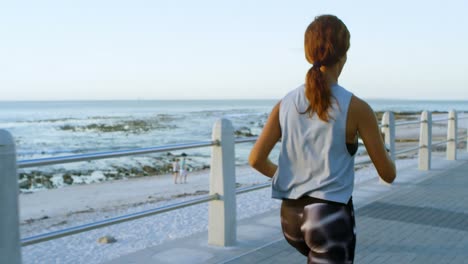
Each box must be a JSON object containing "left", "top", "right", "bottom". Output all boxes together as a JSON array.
[{"left": 1, "top": 99, "right": 467, "bottom": 191}]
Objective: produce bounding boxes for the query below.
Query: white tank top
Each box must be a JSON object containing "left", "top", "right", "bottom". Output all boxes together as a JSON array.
[{"left": 272, "top": 84, "right": 355, "bottom": 204}]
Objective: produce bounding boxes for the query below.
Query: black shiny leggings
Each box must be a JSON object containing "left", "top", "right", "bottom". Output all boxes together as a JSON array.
[{"left": 280, "top": 196, "right": 356, "bottom": 264}]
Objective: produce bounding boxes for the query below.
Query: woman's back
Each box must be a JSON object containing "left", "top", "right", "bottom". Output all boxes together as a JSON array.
[{"left": 273, "top": 84, "right": 356, "bottom": 203}]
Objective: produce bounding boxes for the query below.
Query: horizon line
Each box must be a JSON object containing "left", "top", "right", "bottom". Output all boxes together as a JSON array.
[{"left": 1, "top": 97, "right": 467, "bottom": 102}]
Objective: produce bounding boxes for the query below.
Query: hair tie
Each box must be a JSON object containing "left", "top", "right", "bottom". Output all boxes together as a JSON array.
[{"left": 313, "top": 62, "right": 322, "bottom": 68}]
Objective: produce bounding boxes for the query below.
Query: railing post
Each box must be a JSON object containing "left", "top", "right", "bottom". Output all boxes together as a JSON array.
[
  {"left": 447, "top": 110, "right": 457, "bottom": 160},
  {"left": 418, "top": 111, "right": 432, "bottom": 170},
  {"left": 208, "top": 119, "right": 236, "bottom": 246},
  {"left": 0, "top": 130, "right": 21, "bottom": 264},
  {"left": 381, "top": 111, "right": 395, "bottom": 161}
]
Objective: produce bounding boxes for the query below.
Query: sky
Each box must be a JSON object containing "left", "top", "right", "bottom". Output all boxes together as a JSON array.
[{"left": 0, "top": 0, "right": 467, "bottom": 101}]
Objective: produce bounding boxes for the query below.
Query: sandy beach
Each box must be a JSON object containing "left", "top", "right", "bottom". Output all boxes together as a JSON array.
[{"left": 19, "top": 165, "right": 269, "bottom": 235}]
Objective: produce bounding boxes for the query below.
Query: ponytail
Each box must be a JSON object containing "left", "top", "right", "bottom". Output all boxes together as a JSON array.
[
  {"left": 304, "top": 64, "right": 332, "bottom": 121},
  {"left": 302, "top": 15, "right": 350, "bottom": 122}
]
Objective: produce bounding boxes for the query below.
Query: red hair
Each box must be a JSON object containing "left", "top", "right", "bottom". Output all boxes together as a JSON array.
[{"left": 303, "top": 15, "right": 350, "bottom": 121}]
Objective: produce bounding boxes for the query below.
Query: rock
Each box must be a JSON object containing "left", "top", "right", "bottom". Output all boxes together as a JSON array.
[
  {"left": 43, "top": 179, "right": 54, "bottom": 189},
  {"left": 142, "top": 166, "right": 157, "bottom": 174},
  {"left": 234, "top": 127, "right": 255, "bottom": 137},
  {"left": 130, "top": 168, "right": 141, "bottom": 175},
  {"left": 116, "top": 167, "right": 127, "bottom": 173},
  {"left": 19, "top": 179, "right": 31, "bottom": 189},
  {"left": 104, "top": 172, "right": 118, "bottom": 178},
  {"left": 98, "top": 235, "right": 117, "bottom": 244},
  {"left": 63, "top": 174, "right": 74, "bottom": 185},
  {"left": 60, "top": 124, "right": 75, "bottom": 131}
]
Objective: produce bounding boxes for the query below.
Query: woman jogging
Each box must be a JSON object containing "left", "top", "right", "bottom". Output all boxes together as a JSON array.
[{"left": 249, "top": 15, "right": 396, "bottom": 263}]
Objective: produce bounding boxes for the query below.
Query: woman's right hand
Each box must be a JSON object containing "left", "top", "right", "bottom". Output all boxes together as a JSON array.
[{"left": 248, "top": 101, "right": 281, "bottom": 178}]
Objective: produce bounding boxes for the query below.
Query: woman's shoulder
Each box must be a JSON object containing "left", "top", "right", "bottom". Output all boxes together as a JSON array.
[
  {"left": 350, "top": 95, "right": 372, "bottom": 110},
  {"left": 348, "top": 95, "right": 375, "bottom": 119},
  {"left": 280, "top": 84, "right": 305, "bottom": 107},
  {"left": 332, "top": 84, "right": 353, "bottom": 97},
  {"left": 283, "top": 84, "right": 305, "bottom": 98}
]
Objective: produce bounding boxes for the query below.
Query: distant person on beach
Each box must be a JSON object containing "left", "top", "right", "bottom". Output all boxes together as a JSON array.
[
  {"left": 180, "top": 154, "right": 188, "bottom": 183},
  {"left": 249, "top": 15, "right": 396, "bottom": 263},
  {"left": 172, "top": 158, "right": 180, "bottom": 184}
]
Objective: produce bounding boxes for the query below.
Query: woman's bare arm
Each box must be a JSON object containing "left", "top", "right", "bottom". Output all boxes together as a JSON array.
[
  {"left": 248, "top": 102, "right": 281, "bottom": 178},
  {"left": 354, "top": 97, "right": 396, "bottom": 183}
]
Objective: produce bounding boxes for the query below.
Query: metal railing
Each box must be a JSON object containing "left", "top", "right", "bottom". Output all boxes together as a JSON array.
[
  {"left": 1, "top": 111, "right": 467, "bottom": 264},
  {"left": 18, "top": 141, "right": 217, "bottom": 168}
]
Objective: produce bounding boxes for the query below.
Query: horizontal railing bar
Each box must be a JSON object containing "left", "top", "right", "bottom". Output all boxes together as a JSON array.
[
  {"left": 234, "top": 137, "right": 258, "bottom": 144},
  {"left": 18, "top": 141, "right": 216, "bottom": 168},
  {"left": 235, "top": 182, "right": 271, "bottom": 194},
  {"left": 432, "top": 118, "right": 450, "bottom": 123},
  {"left": 431, "top": 140, "right": 450, "bottom": 147},
  {"left": 383, "top": 113, "right": 468, "bottom": 126},
  {"left": 394, "top": 120, "right": 421, "bottom": 126},
  {"left": 355, "top": 157, "right": 372, "bottom": 165},
  {"left": 21, "top": 193, "right": 219, "bottom": 246},
  {"left": 394, "top": 146, "right": 420, "bottom": 155}
]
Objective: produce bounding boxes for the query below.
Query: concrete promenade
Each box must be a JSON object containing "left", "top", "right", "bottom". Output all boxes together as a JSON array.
[{"left": 106, "top": 152, "right": 468, "bottom": 264}]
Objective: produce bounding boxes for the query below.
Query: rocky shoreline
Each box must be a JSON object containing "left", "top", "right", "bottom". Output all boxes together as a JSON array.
[{"left": 18, "top": 152, "right": 209, "bottom": 192}]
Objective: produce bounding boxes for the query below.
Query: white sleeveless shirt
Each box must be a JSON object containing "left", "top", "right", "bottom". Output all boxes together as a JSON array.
[{"left": 272, "top": 84, "right": 355, "bottom": 204}]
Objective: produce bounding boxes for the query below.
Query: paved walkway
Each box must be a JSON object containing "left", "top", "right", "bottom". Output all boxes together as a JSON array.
[{"left": 105, "top": 152, "right": 468, "bottom": 264}]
